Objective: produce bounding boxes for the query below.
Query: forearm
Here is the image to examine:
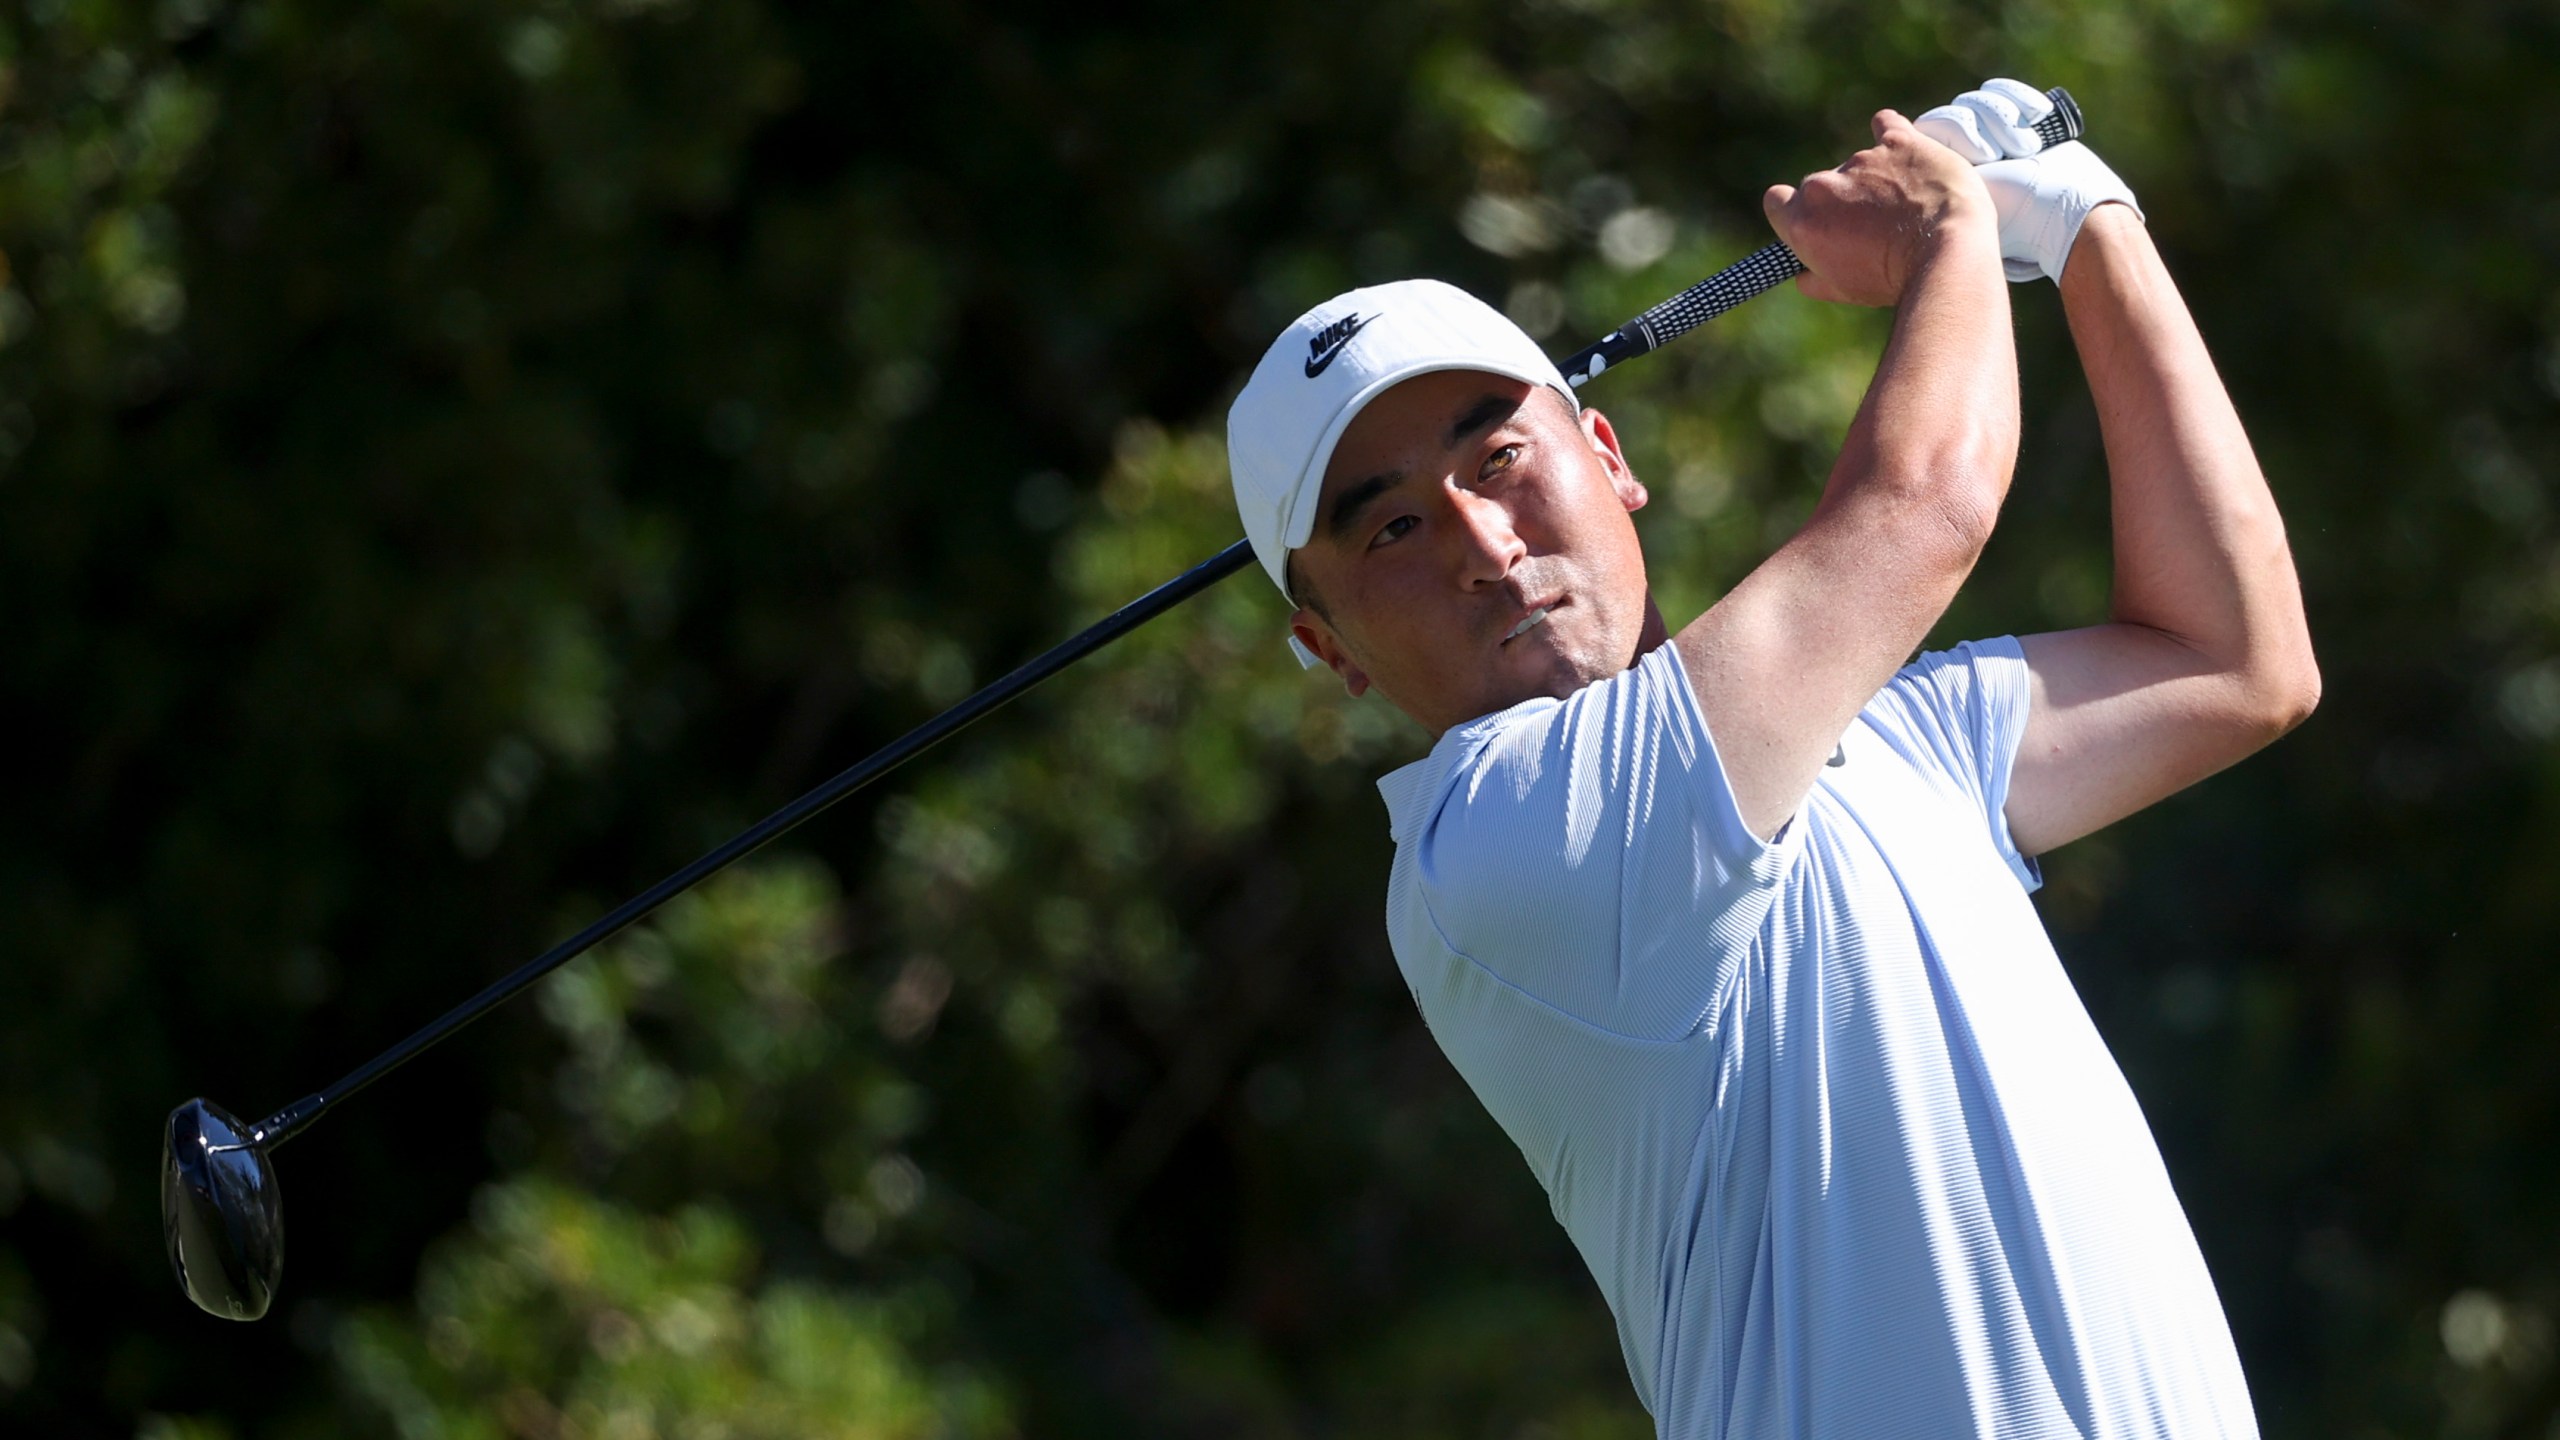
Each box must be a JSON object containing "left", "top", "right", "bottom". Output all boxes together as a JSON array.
[
  {"left": 1690, "top": 137, "right": 2022, "bottom": 840},
  {"left": 2060, "top": 208, "right": 2316, "bottom": 709},
  {"left": 1830, "top": 220, "right": 2019, "bottom": 538}
]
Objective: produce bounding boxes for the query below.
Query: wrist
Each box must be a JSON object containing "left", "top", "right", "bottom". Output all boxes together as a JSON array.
[
  {"left": 1902, "top": 200, "right": 2002, "bottom": 283},
  {"left": 1932, "top": 170, "right": 1999, "bottom": 239},
  {"left": 2073, "top": 201, "right": 2146, "bottom": 250},
  {"left": 2058, "top": 202, "right": 2149, "bottom": 293}
]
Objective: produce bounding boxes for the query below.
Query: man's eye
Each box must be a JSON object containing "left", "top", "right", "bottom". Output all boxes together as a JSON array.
[
  {"left": 1372, "top": 515, "right": 1418, "bottom": 548},
  {"left": 1481, "top": 444, "right": 1520, "bottom": 479}
]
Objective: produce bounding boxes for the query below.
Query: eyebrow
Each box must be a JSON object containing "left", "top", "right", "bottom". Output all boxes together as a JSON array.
[
  {"left": 1444, "top": 391, "right": 1523, "bottom": 450},
  {"left": 1323, "top": 471, "right": 1401, "bottom": 544},
  {"left": 1322, "top": 391, "right": 1526, "bottom": 544}
]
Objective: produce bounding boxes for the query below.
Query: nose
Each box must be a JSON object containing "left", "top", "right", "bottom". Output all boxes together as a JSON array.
[{"left": 1444, "top": 486, "right": 1526, "bottom": 589}]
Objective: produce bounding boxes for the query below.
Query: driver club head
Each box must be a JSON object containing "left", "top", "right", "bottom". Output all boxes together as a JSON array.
[{"left": 162, "top": 1098, "right": 283, "bottom": 1321}]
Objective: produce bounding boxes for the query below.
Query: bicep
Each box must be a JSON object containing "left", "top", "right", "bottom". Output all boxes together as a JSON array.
[{"left": 2009, "top": 623, "right": 2296, "bottom": 855}]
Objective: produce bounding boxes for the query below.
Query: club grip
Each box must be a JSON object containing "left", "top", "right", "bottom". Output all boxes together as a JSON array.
[
  {"left": 1557, "top": 86, "right": 2082, "bottom": 388},
  {"left": 2035, "top": 87, "right": 2085, "bottom": 150}
]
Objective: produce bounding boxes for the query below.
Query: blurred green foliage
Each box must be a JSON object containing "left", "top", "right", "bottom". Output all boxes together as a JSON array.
[{"left": 2, "top": 0, "right": 2557, "bottom": 1435}]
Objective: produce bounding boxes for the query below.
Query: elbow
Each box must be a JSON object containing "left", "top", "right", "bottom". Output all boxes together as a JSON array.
[
  {"left": 1876, "top": 450, "right": 2006, "bottom": 566},
  {"left": 1922, "top": 427, "right": 2013, "bottom": 561},
  {"left": 1836, "top": 416, "right": 2012, "bottom": 571},
  {"left": 1922, "top": 465, "right": 2004, "bottom": 568},
  {"left": 2275, "top": 658, "right": 2323, "bottom": 735},
  {"left": 2242, "top": 648, "right": 2322, "bottom": 743}
]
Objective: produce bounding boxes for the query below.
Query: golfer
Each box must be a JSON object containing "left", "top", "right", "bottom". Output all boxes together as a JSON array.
[{"left": 1224, "top": 81, "right": 2315, "bottom": 1438}]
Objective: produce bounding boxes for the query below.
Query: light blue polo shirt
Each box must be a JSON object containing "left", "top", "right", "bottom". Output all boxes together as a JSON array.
[{"left": 1379, "top": 637, "right": 2256, "bottom": 1439}]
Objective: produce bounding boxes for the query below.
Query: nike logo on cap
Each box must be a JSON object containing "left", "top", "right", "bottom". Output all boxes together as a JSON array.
[{"left": 1304, "top": 313, "right": 1374, "bottom": 378}]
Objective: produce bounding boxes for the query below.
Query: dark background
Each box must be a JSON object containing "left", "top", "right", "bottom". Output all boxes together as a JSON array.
[{"left": 5, "top": 0, "right": 2558, "bottom": 1435}]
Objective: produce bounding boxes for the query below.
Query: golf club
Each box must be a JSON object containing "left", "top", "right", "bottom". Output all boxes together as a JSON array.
[{"left": 164, "top": 87, "right": 2083, "bottom": 1321}]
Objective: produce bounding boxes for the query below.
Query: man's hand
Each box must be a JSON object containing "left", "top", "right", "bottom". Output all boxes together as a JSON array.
[
  {"left": 1761, "top": 110, "right": 1995, "bottom": 307},
  {"left": 1917, "top": 80, "right": 2143, "bottom": 284}
]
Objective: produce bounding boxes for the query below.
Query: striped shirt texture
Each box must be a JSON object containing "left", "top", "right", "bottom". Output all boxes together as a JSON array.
[{"left": 1377, "top": 637, "right": 2256, "bottom": 1439}]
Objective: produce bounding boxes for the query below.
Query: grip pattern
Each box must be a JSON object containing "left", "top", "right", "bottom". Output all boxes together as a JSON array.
[
  {"left": 1626, "top": 242, "right": 1808, "bottom": 355},
  {"left": 2034, "top": 87, "right": 2083, "bottom": 149}
]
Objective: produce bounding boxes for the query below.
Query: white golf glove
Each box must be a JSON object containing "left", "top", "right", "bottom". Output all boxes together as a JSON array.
[{"left": 1916, "top": 78, "right": 2142, "bottom": 284}]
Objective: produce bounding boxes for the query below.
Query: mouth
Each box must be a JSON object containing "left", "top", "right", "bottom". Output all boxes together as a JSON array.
[{"left": 1500, "top": 601, "right": 1559, "bottom": 645}]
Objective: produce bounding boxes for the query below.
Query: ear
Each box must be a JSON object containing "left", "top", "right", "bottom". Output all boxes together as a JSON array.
[
  {"left": 1581, "top": 405, "right": 1647, "bottom": 512},
  {"left": 1290, "top": 608, "right": 1372, "bottom": 698}
]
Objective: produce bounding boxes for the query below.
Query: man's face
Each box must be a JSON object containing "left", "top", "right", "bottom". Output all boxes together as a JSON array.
[{"left": 1288, "top": 370, "right": 1666, "bottom": 736}]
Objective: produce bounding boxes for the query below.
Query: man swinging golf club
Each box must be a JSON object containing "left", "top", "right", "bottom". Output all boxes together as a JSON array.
[{"left": 1226, "top": 79, "right": 2315, "bottom": 1437}]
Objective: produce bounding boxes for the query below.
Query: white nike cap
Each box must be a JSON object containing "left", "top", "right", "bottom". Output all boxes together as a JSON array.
[{"left": 1226, "top": 278, "right": 1578, "bottom": 612}]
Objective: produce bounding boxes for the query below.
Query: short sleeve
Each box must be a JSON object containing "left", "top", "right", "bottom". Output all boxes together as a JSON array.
[
  {"left": 1858, "top": 636, "right": 2041, "bottom": 892},
  {"left": 1396, "top": 643, "right": 1793, "bottom": 1040}
]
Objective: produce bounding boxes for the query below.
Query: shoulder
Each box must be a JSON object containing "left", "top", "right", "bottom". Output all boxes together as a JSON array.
[
  {"left": 1390, "top": 644, "right": 1706, "bottom": 875},
  {"left": 1380, "top": 645, "right": 1794, "bottom": 1029}
]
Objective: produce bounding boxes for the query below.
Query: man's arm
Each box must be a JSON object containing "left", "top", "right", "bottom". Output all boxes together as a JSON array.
[
  {"left": 2005, "top": 206, "right": 2320, "bottom": 856},
  {"left": 1674, "top": 111, "right": 2019, "bottom": 840}
]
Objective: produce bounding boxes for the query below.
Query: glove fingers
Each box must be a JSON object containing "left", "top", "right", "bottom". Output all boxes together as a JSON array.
[
  {"left": 1926, "top": 78, "right": 2146, "bottom": 285},
  {"left": 1955, "top": 87, "right": 2042, "bottom": 158},
  {"left": 1914, "top": 103, "right": 2002, "bottom": 164},
  {"left": 1978, "top": 77, "right": 2055, "bottom": 127}
]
